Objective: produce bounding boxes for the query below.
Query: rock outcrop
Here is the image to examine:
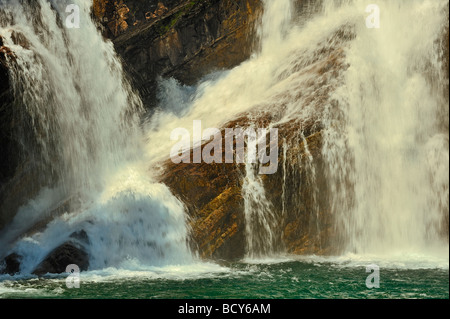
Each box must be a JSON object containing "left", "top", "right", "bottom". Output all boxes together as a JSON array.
[
  {"left": 32, "top": 231, "right": 90, "bottom": 276},
  {"left": 160, "top": 26, "right": 355, "bottom": 260},
  {"left": 161, "top": 150, "right": 246, "bottom": 260},
  {"left": 160, "top": 118, "right": 336, "bottom": 260},
  {"left": 93, "top": 0, "right": 262, "bottom": 108}
]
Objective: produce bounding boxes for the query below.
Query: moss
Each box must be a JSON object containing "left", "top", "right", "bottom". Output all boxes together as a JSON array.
[{"left": 157, "top": 0, "right": 201, "bottom": 35}]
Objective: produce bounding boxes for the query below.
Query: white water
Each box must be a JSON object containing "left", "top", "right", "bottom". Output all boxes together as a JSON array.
[
  {"left": 0, "top": 0, "right": 194, "bottom": 272},
  {"left": 0, "top": 0, "right": 448, "bottom": 277},
  {"left": 0, "top": 0, "right": 143, "bottom": 193},
  {"left": 145, "top": 0, "right": 296, "bottom": 258},
  {"left": 243, "top": 158, "right": 279, "bottom": 258},
  {"left": 320, "top": 0, "right": 449, "bottom": 256},
  {"left": 155, "top": 0, "right": 449, "bottom": 260}
]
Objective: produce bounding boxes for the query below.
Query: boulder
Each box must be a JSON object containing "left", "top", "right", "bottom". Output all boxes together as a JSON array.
[
  {"left": 32, "top": 231, "right": 90, "bottom": 276},
  {"left": 0, "top": 253, "right": 22, "bottom": 275},
  {"left": 32, "top": 242, "right": 89, "bottom": 276}
]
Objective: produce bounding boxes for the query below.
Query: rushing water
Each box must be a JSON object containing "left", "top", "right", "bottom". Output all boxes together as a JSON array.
[
  {"left": 0, "top": 0, "right": 448, "bottom": 299},
  {"left": 0, "top": 257, "right": 448, "bottom": 299},
  {"left": 0, "top": 0, "right": 193, "bottom": 273},
  {"left": 320, "top": 0, "right": 449, "bottom": 256}
]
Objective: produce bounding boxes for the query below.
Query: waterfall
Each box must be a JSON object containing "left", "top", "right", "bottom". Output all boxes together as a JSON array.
[
  {"left": 320, "top": 0, "right": 449, "bottom": 255},
  {"left": 148, "top": 0, "right": 448, "bottom": 260},
  {"left": 0, "top": 0, "right": 143, "bottom": 194},
  {"left": 256, "top": 0, "right": 449, "bottom": 257},
  {"left": 0, "top": 0, "right": 193, "bottom": 272},
  {"left": 1, "top": 0, "right": 448, "bottom": 274},
  {"left": 243, "top": 158, "right": 279, "bottom": 258}
]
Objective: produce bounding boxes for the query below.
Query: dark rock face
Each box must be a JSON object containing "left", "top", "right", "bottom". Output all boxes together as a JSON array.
[
  {"left": 0, "top": 253, "right": 22, "bottom": 275},
  {"left": 0, "top": 37, "right": 56, "bottom": 233},
  {"left": 32, "top": 239, "right": 89, "bottom": 276},
  {"left": 0, "top": 37, "right": 21, "bottom": 232},
  {"left": 93, "top": 0, "right": 262, "bottom": 108},
  {"left": 93, "top": 0, "right": 186, "bottom": 37},
  {"left": 0, "top": 37, "right": 14, "bottom": 186}
]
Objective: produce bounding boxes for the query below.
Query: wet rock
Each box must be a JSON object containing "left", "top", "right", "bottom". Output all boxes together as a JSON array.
[
  {"left": 160, "top": 32, "right": 354, "bottom": 259},
  {"left": 0, "top": 253, "right": 22, "bottom": 275},
  {"left": 162, "top": 155, "right": 246, "bottom": 260},
  {"left": 106, "top": 1, "right": 130, "bottom": 37},
  {"left": 145, "top": 2, "right": 169, "bottom": 21},
  {"left": 0, "top": 39, "right": 21, "bottom": 232},
  {"left": 32, "top": 241, "right": 89, "bottom": 276},
  {"left": 69, "top": 230, "right": 90, "bottom": 245},
  {"left": 0, "top": 39, "right": 58, "bottom": 233},
  {"left": 0, "top": 45, "right": 15, "bottom": 66},
  {"left": 160, "top": 121, "right": 335, "bottom": 259},
  {"left": 93, "top": 0, "right": 130, "bottom": 37}
]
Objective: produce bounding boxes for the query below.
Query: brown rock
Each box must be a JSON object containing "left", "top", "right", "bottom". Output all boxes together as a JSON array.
[
  {"left": 155, "top": 2, "right": 169, "bottom": 17},
  {"left": 159, "top": 27, "right": 355, "bottom": 259},
  {"left": 161, "top": 143, "right": 246, "bottom": 260}
]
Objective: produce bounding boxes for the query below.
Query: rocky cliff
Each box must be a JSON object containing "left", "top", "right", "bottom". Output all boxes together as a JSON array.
[{"left": 93, "top": 0, "right": 262, "bottom": 107}]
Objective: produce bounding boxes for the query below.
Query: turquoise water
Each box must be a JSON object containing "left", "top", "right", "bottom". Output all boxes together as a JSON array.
[{"left": 1, "top": 257, "right": 448, "bottom": 299}]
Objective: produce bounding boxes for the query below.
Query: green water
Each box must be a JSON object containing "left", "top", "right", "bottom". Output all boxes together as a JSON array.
[{"left": 1, "top": 260, "right": 448, "bottom": 299}]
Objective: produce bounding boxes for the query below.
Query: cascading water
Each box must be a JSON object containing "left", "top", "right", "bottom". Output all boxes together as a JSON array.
[
  {"left": 320, "top": 0, "right": 449, "bottom": 256},
  {"left": 0, "top": 0, "right": 143, "bottom": 194},
  {"left": 0, "top": 0, "right": 193, "bottom": 272},
  {"left": 242, "top": 156, "right": 279, "bottom": 259},
  {"left": 142, "top": 0, "right": 449, "bottom": 260},
  {"left": 0, "top": 0, "right": 448, "bottom": 278},
  {"left": 246, "top": 0, "right": 449, "bottom": 258},
  {"left": 144, "top": 0, "right": 297, "bottom": 259}
]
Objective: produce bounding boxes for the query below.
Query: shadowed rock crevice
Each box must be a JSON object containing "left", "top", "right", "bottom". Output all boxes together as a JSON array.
[{"left": 0, "top": 253, "right": 21, "bottom": 276}]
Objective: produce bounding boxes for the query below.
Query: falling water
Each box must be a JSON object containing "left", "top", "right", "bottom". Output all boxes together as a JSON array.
[
  {"left": 148, "top": 0, "right": 449, "bottom": 259},
  {"left": 1, "top": 0, "right": 448, "bottom": 275},
  {"left": 320, "top": 0, "right": 449, "bottom": 255},
  {"left": 242, "top": 157, "right": 279, "bottom": 258},
  {"left": 0, "top": 0, "right": 193, "bottom": 271},
  {"left": 0, "top": 0, "right": 143, "bottom": 194}
]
